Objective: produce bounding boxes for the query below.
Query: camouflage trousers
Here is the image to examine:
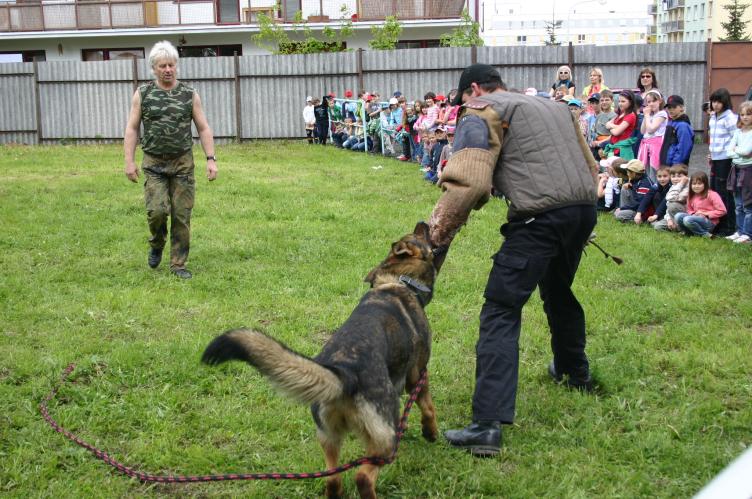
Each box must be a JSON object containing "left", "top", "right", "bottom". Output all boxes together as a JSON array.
[{"left": 142, "top": 150, "right": 195, "bottom": 270}]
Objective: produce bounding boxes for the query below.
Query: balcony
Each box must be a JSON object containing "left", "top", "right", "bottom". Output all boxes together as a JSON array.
[
  {"left": 648, "top": 4, "right": 657, "bottom": 15},
  {"left": 661, "top": 20, "right": 684, "bottom": 32},
  {"left": 0, "top": 0, "right": 466, "bottom": 32},
  {"left": 647, "top": 24, "right": 657, "bottom": 35},
  {"left": 662, "top": 0, "right": 685, "bottom": 11}
]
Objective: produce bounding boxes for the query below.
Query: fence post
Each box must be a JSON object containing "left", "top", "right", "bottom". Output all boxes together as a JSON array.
[
  {"left": 131, "top": 57, "right": 138, "bottom": 92},
  {"left": 567, "top": 42, "right": 574, "bottom": 73},
  {"left": 33, "top": 60, "right": 42, "bottom": 144},
  {"left": 234, "top": 52, "right": 242, "bottom": 142},
  {"left": 704, "top": 38, "right": 712, "bottom": 143},
  {"left": 471, "top": 45, "right": 477, "bottom": 64},
  {"left": 357, "top": 48, "right": 364, "bottom": 92}
]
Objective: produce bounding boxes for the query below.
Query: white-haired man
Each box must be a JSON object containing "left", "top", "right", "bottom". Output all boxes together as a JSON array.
[{"left": 124, "top": 40, "right": 217, "bottom": 279}]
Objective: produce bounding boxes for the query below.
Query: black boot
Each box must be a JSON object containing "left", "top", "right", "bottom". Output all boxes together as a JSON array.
[
  {"left": 148, "top": 247, "right": 163, "bottom": 269},
  {"left": 548, "top": 361, "right": 594, "bottom": 392},
  {"left": 444, "top": 421, "right": 501, "bottom": 457},
  {"left": 171, "top": 268, "right": 192, "bottom": 279}
]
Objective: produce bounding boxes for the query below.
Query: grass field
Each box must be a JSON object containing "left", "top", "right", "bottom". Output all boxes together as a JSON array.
[{"left": 1, "top": 142, "right": 750, "bottom": 498}]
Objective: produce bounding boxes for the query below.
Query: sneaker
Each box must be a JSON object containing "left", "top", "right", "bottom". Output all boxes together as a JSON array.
[
  {"left": 733, "top": 234, "right": 751, "bottom": 244},
  {"left": 397, "top": 155, "right": 408, "bottom": 161},
  {"left": 725, "top": 232, "right": 742, "bottom": 241}
]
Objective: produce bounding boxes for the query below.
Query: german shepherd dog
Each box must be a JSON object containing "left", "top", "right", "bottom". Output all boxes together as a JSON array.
[{"left": 201, "top": 222, "right": 439, "bottom": 499}]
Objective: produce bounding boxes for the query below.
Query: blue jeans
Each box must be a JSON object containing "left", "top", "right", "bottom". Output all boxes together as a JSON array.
[
  {"left": 342, "top": 136, "right": 359, "bottom": 149},
  {"left": 734, "top": 186, "right": 752, "bottom": 237},
  {"left": 413, "top": 141, "right": 423, "bottom": 162},
  {"left": 674, "top": 212, "right": 715, "bottom": 236},
  {"left": 350, "top": 137, "right": 372, "bottom": 151}
]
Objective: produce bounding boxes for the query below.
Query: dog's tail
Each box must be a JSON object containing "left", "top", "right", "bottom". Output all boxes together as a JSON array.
[{"left": 201, "top": 329, "right": 344, "bottom": 405}]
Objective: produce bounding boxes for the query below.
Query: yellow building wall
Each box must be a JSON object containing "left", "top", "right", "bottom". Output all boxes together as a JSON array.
[{"left": 711, "top": 0, "right": 752, "bottom": 40}]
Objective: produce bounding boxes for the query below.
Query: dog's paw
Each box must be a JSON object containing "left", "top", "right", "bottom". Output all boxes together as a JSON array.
[
  {"left": 325, "top": 479, "right": 344, "bottom": 499},
  {"left": 422, "top": 424, "right": 439, "bottom": 442}
]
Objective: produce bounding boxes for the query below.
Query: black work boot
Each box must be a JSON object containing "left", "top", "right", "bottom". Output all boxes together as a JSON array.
[
  {"left": 444, "top": 421, "right": 501, "bottom": 457},
  {"left": 148, "top": 247, "right": 163, "bottom": 269},
  {"left": 548, "top": 361, "right": 594, "bottom": 392},
  {"left": 171, "top": 268, "right": 192, "bottom": 279}
]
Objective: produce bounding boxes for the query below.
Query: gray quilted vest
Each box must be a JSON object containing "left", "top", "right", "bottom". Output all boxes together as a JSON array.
[{"left": 475, "top": 92, "right": 596, "bottom": 220}]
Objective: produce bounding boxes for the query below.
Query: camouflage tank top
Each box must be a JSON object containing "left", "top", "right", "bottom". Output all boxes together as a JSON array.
[{"left": 139, "top": 81, "right": 194, "bottom": 156}]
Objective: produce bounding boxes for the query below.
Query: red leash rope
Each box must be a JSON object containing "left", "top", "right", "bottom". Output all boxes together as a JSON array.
[{"left": 39, "top": 363, "right": 427, "bottom": 483}]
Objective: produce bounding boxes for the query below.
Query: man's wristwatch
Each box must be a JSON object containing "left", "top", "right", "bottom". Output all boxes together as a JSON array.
[{"left": 206, "top": 155, "right": 216, "bottom": 161}]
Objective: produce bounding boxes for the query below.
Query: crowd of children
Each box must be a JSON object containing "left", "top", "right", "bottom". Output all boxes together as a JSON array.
[
  {"left": 594, "top": 85, "right": 750, "bottom": 244},
  {"left": 302, "top": 67, "right": 752, "bottom": 245},
  {"left": 302, "top": 89, "right": 461, "bottom": 184}
]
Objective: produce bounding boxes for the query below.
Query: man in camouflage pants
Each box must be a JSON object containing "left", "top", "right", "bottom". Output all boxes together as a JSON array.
[{"left": 124, "top": 40, "right": 217, "bottom": 279}]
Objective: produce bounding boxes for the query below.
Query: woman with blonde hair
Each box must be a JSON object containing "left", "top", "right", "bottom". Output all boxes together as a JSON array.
[
  {"left": 582, "top": 67, "right": 608, "bottom": 99},
  {"left": 548, "top": 65, "right": 575, "bottom": 98}
]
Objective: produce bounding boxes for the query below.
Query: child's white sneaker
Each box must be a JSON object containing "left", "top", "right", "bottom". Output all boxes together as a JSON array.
[
  {"left": 725, "top": 232, "right": 742, "bottom": 241},
  {"left": 733, "top": 234, "right": 751, "bottom": 244}
]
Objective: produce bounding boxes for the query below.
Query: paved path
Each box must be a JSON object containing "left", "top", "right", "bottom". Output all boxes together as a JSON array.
[{"left": 689, "top": 143, "right": 709, "bottom": 175}]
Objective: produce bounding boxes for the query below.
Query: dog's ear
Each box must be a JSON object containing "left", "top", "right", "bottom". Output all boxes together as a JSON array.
[
  {"left": 393, "top": 241, "right": 413, "bottom": 257},
  {"left": 413, "top": 221, "right": 431, "bottom": 242}
]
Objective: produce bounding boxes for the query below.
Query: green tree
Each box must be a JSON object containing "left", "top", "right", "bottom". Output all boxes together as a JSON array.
[
  {"left": 368, "top": 15, "right": 403, "bottom": 50},
  {"left": 545, "top": 20, "right": 563, "bottom": 46},
  {"left": 439, "top": 9, "right": 484, "bottom": 47},
  {"left": 253, "top": 4, "right": 354, "bottom": 54},
  {"left": 721, "top": 0, "right": 751, "bottom": 41}
]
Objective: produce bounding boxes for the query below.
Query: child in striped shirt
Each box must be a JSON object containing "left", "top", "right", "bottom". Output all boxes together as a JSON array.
[{"left": 708, "top": 88, "right": 738, "bottom": 235}]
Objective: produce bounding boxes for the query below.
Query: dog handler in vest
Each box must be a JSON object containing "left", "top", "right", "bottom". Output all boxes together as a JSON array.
[
  {"left": 429, "top": 64, "right": 599, "bottom": 456},
  {"left": 124, "top": 40, "right": 217, "bottom": 279}
]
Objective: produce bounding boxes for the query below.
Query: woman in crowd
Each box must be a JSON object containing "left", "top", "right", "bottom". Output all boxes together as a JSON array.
[
  {"left": 548, "top": 65, "right": 575, "bottom": 98},
  {"left": 637, "top": 67, "right": 659, "bottom": 95},
  {"left": 582, "top": 67, "right": 608, "bottom": 100}
]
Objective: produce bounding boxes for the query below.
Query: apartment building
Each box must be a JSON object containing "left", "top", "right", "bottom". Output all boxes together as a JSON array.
[
  {"left": 652, "top": 0, "right": 752, "bottom": 42},
  {"left": 481, "top": 0, "right": 651, "bottom": 46},
  {"left": 0, "top": 0, "right": 473, "bottom": 62}
]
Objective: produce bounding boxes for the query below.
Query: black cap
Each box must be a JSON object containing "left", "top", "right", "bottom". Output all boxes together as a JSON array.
[
  {"left": 665, "top": 95, "right": 684, "bottom": 108},
  {"left": 588, "top": 92, "right": 601, "bottom": 102},
  {"left": 452, "top": 63, "right": 503, "bottom": 105}
]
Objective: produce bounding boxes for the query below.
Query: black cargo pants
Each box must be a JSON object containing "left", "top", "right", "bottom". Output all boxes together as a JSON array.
[{"left": 472, "top": 204, "right": 597, "bottom": 424}]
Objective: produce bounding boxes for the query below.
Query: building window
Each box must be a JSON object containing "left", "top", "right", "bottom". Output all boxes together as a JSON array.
[
  {"left": 177, "top": 45, "right": 243, "bottom": 57},
  {"left": 395, "top": 40, "right": 441, "bottom": 49},
  {"left": 82, "top": 48, "right": 144, "bottom": 61},
  {"left": 578, "top": 34, "right": 586, "bottom": 43},
  {"left": 517, "top": 35, "right": 527, "bottom": 44},
  {"left": 0, "top": 50, "right": 46, "bottom": 63}
]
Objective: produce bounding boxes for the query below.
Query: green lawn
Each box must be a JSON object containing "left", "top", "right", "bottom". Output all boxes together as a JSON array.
[{"left": 1, "top": 142, "right": 750, "bottom": 498}]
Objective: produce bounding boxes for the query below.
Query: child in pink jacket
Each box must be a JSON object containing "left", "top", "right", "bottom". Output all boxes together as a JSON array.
[{"left": 674, "top": 171, "right": 728, "bottom": 237}]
